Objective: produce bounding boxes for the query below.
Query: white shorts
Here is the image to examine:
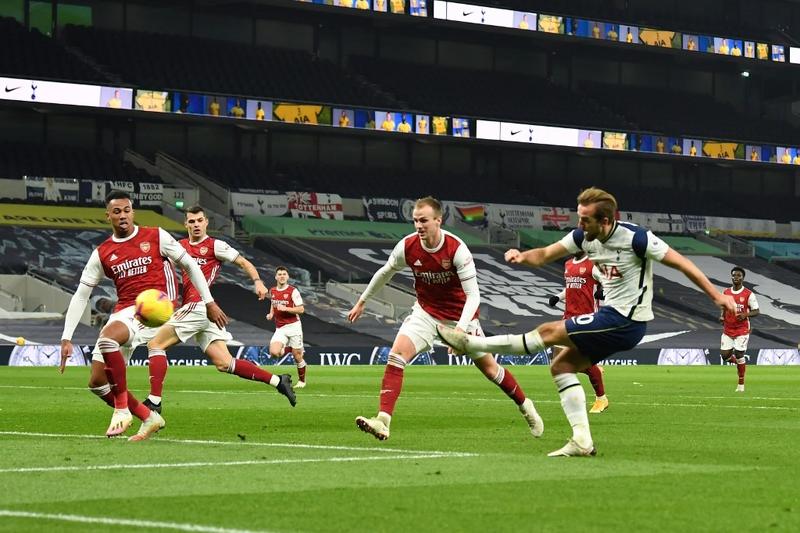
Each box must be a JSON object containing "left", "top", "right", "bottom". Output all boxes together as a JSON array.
[
  {"left": 270, "top": 320, "right": 303, "bottom": 350},
  {"left": 721, "top": 333, "right": 749, "bottom": 352},
  {"left": 91, "top": 305, "right": 159, "bottom": 363},
  {"left": 168, "top": 301, "right": 233, "bottom": 352},
  {"left": 398, "top": 302, "right": 484, "bottom": 356}
]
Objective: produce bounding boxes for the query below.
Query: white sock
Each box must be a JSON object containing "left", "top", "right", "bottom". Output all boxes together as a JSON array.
[
  {"left": 377, "top": 411, "right": 392, "bottom": 426},
  {"left": 147, "top": 395, "right": 161, "bottom": 404},
  {"left": 468, "top": 329, "right": 546, "bottom": 355},
  {"left": 553, "top": 373, "right": 592, "bottom": 448},
  {"left": 268, "top": 375, "right": 280, "bottom": 387}
]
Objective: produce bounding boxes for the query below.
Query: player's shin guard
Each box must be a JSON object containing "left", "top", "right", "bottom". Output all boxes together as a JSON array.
[
  {"left": 583, "top": 365, "right": 605, "bottom": 397},
  {"left": 553, "top": 373, "right": 593, "bottom": 449},
  {"left": 736, "top": 357, "right": 746, "bottom": 384},
  {"left": 98, "top": 338, "right": 128, "bottom": 410},
  {"left": 228, "top": 358, "right": 277, "bottom": 386},
  {"left": 90, "top": 383, "right": 114, "bottom": 408},
  {"left": 476, "top": 330, "right": 547, "bottom": 355},
  {"left": 297, "top": 359, "right": 307, "bottom": 383},
  {"left": 491, "top": 365, "right": 526, "bottom": 405},
  {"left": 378, "top": 354, "right": 406, "bottom": 420},
  {"left": 147, "top": 349, "right": 168, "bottom": 402}
]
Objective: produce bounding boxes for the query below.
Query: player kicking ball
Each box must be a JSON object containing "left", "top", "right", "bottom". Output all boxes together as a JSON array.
[
  {"left": 438, "top": 187, "right": 736, "bottom": 457},
  {"left": 60, "top": 191, "right": 228, "bottom": 441},
  {"left": 144, "top": 205, "right": 296, "bottom": 413}
]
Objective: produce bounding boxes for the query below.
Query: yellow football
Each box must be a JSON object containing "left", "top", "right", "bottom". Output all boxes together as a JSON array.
[{"left": 134, "top": 289, "right": 174, "bottom": 328}]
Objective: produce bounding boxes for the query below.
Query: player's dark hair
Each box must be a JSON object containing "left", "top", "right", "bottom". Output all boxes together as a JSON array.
[
  {"left": 185, "top": 205, "right": 205, "bottom": 216},
  {"left": 731, "top": 266, "right": 746, "bottom": 277},
  {"left": 275, "top": 266, "right": 289, "bottom": 274},
  {"left": 577, "top": 187, "right": 617, "bottom": 223},
  {"left": 415, "top": 196, "right": 443, "bottom": 218},
  {"left": 105, "top": 190, "right": 132, "bottom": 205}
]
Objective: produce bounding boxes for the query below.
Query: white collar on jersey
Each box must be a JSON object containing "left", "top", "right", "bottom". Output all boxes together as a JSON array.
[
  {"left": 111, "top": 224, "right": 139, "bottom": 243},
  {"left": 571, "top": 255, "right": 591, "bottom": 265},
  {"left": 188, "top": 234, "right": 211, "bottom": 246},
  {"left": 730, "top": 285, "right": 747, "bottom": 294},
  {"left": 420, "top": 231, "right": 445, "bottom": 253}
]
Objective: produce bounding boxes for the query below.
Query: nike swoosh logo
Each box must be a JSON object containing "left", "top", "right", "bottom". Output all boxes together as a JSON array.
[
  {"left": 510, "top": 130, "right": 521, "bottom": 135},
  {"left": 4, "top": 87, "right": 21, "bottom": 93},
  {"left": 462, "top": 11, "right": 473, "bottom": 16}
]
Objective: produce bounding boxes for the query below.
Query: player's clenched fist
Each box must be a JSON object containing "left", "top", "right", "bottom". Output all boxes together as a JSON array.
[{"left": 505, "top": 249, "right": 523, "bottom": 263}]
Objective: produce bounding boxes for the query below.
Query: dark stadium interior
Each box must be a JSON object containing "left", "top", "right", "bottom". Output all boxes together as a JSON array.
[{"left": 0, "top": 0, "right": 799, "bottom": 347}]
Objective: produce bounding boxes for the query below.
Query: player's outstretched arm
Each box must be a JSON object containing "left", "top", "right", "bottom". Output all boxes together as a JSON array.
[
  {"left": 349, "top": 240, "right": 405, "bottom": 322},
  {"left": 233, "top": 256, "right": 268, "bottom": 300},
  {"left": 505, "top": 242, "right": 570, "bottom": 268},
  {"left": 60, "top": 251, "right": 102, "bottom": 373},
  {"left": 660, "top": 249, "right": 736, "bottom": 314}
]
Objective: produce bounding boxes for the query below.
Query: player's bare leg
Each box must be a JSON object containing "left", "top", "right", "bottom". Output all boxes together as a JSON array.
[
  {"left": 548, "top": 340, "right": 596, "bottom": 457},
  {"left": 144, "top": 325, "right": 183, "bottom": 413},
  {"left": 355, "top": 334, "right": 416, "bottom": 441},
  {"left": 291, "top": 348, "right": 307, "bottom": 388},
  {"left": 206, "top": 340, "right": 295, "bottom": 406},
  {"left": 473, "top": 353, "right": 543, "bottom": 437}
]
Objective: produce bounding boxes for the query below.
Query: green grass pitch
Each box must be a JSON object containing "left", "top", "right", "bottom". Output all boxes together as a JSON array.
[{"left": 0, "top": 365, "right": 798, "bottom": 532}]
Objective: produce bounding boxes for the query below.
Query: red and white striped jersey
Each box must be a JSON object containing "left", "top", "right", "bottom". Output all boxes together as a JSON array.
[{"left": 179, "top": 236, "right": 240, "bottom": 304}]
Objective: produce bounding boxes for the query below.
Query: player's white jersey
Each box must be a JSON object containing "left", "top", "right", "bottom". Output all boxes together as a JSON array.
[{"left": 560, "top": 221, "right": 669, "bottom": 322}]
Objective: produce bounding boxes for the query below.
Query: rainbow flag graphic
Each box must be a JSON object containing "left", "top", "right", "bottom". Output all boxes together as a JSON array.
[{"left": 456, "top": 205, "right": 486, "bottom": 225}]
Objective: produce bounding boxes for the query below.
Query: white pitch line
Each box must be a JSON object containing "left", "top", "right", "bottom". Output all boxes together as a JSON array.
[
  {"left": 2, "top": 385, "right": 798, "bottom": 410},
  {"left": 0, "top": 431, "right": 475, "bottom": 457},
  {"left": 0, "top": 509, "right": 268, "bottom": 533},
  {"left": 0, "top": 453, "right": 473, "bottom": 474}
]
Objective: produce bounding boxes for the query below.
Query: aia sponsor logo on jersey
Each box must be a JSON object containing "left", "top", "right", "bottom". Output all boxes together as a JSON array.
[{"left": 140, "top": 242, "right": 151, "bottom": 253}]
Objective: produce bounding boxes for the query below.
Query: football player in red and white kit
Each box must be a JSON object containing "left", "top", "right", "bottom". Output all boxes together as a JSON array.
[
  {"left": 144, "top": 206, "right": 296, "bottom": 412},
  {"left": 347, "top": 196, "right": 544, "bottom": 441},
  {"left": 267, "top": 267, "right": 307, "bottom": 388},
  {"left": 59, "top": 191, "right": 228, "bottom": 440},
  {"left": 719, "top": 266, "right": 759, "bottom": 392},
  {"left": 549, "top": 252, "right": 609, "bottom": 413}
]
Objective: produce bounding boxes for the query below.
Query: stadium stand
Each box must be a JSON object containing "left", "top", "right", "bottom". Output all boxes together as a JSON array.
[
  {"left": 60, "top": 25, "right": 399, "bottom": 108},
  {"left": 0, "top": 141, "right": 160, "bottom": 183},
  {"left": 0, "top": 16, "right": 106, "bottom": 83},
  {"left": 581, "top": 82, "right": 798, "bottom": 145},
  {"left": 349, "top": 56, "right": 629, "bottom": 129}
]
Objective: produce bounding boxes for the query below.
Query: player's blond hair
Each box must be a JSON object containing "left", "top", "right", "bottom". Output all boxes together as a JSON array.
[
  {"left": 414, "top": 196, "right": 443, "bottom": 218},
  {"left": 577, "top": 187, "right": 617, "bottom": 222}
]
